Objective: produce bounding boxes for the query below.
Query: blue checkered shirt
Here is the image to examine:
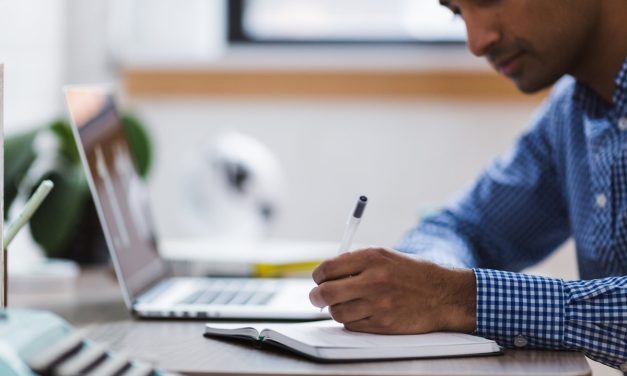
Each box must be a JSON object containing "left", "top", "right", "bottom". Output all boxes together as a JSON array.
[{"left": 397, "top": 58, "right": 627, "bottom": 372}]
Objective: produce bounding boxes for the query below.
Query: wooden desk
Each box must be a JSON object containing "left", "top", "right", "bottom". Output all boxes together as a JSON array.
[
  {"left": 15, "top": 267, "right": 592, "bottom": 376},
  {"left": 83, "top": 320, "right": 590, "bottom": 376}
]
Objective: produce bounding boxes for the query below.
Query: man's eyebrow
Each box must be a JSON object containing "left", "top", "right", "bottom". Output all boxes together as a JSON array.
[{"left": 439, "top": 0, "right": 451, "bottom": 6}]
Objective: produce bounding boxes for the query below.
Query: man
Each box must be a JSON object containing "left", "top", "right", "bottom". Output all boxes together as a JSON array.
[{"left": 309, "top": 1, "right": 627, "bottom": 371}]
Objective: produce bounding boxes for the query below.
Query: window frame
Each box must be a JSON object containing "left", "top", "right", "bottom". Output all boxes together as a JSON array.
[{"left": 227, "top": 0, "right": 466, "bottom": 45}]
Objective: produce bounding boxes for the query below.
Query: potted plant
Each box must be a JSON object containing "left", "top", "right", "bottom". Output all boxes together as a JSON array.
[{"left": 4, "top": 114, "right": 152, "bottom": 264}]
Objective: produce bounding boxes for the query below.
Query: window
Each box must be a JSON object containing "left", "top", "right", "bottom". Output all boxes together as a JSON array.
[{"left": 228, "top": 0, "right": 467, "bottom": 44}]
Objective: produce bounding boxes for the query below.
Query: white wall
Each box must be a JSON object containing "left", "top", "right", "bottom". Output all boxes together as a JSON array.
[
  {"left": 0, "top": 0, "right": 67, "bottom": 132},
  {"left": 129, "top": 96, "right": 578, "bottom": 276},
  {"left": 65, "top": 0, "right": 116, "bottom": 84}
]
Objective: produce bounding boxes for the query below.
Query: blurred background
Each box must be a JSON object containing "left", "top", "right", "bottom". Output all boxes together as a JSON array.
[{"left": 0, "top": 1, "right": 616, "bottom": 373}]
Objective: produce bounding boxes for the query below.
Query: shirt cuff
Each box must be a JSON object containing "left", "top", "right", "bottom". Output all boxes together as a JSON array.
[{"left": 473, "top": 268, "right": 565, "bottom": 349}]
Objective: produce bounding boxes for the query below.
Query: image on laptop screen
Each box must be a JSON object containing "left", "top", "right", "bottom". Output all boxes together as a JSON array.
[{"left": 65, "top": 87, "right": 167, "bottom": 302}]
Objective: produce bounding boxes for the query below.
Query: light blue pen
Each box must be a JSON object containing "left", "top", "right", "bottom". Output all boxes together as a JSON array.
[
  {"left": 4, "top": 180, "right": 54, "bottom": 249},
  {"left": 321, "top": 195, "right": 368, "bottom": 312},
  {"left": 2, "top": 180, "right": 54, "bottom": 308}
]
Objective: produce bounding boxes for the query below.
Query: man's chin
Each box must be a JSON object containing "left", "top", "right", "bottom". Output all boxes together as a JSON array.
[{"left": 511, "top": 76, "right": 556, "bottom": 95}]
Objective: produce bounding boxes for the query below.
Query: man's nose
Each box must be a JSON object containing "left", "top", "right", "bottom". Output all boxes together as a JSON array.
[{"left": 464, "top": 13, "right": 501, "bottom": 57}]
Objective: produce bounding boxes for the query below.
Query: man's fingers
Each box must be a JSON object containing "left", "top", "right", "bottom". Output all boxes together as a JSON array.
[
  {"left": 328, "top": 298, "right": 373, "bottom": 324},
  {"left": 344, "top": 315, "right": 405, "bottom": 334},
  {"left": 309, "top": 274, "right": 369, "bottom": 308},
  {"left": 312, "top": 248, "right": 383, "bottom": 284},
  {"left": 343, "top": 316, "right": 382, "bottom": 333}
]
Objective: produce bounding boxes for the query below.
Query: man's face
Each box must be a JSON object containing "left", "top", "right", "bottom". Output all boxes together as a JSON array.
[{"left": 440, "top": 0, "right": 601, "bottom": 93}]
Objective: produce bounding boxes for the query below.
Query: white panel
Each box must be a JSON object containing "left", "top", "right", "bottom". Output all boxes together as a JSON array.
[
  {"left": 131, "top": 98, "right": 533, "bottom": 245},
  {"left": 244, "top": 0, "right": 466, "bottom": 41},
  {"left": 108, "top": 0, "right": 226, "bottom": 65},
  {"left": 132, "top": 97, "right": 580, "bottom": 281},
  {"left": 0, "top": 0, "right": 66, "bottom": 131},
  {"left": 0, "top": 0, "right": 64, "bottom": 47},
  {"left": 66, "top": 0, "right": 116, "bottom": 83}
]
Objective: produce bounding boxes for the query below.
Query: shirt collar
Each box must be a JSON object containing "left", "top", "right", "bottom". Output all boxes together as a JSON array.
[
  {"left": 573, "top": 56, "right": 627, "bottom": 117},
  {"left": 613, "top": 56, "right": 627, "bottom": 116}
]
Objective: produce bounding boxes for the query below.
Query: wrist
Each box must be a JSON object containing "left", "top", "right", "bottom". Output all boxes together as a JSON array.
[{"left": 439, "top": 268, "right": 477, "bottom": 333}]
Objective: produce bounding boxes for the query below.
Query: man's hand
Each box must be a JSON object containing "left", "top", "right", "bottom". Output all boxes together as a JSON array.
[{"left": 309, "top": 247, "right": 477, "bottom": 334}]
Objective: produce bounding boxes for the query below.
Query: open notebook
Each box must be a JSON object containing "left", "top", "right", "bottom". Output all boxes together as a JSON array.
[{"left": 204, "top": 320, "right": 502, "bottom": 361}]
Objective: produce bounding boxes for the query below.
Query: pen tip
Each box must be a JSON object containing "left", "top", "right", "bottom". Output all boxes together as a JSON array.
[{"left": 353, "top": 196, "right": 368, "bottom": 218}]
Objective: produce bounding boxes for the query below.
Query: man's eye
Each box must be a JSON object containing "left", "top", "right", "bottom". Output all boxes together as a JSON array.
[
  {"left": 440, "top": 1, "right": 463, "bottom": 18},
  {"left": 444, "top": 4, "right": 462, "bottom": 16}
]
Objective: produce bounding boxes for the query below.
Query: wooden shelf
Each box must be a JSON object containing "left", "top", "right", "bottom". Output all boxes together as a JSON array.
[{"left": 123, "top": 69, "right": 547, "bottom": 102}]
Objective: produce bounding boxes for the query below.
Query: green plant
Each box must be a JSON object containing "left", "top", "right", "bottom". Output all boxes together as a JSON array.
[{"left": 4, "top": 113, "right": 152, "bottom": 263}]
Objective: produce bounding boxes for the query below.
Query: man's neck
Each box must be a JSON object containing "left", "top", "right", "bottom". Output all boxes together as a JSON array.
[{"left": 569, "top": 0, "right": 627, "bottom": 104}]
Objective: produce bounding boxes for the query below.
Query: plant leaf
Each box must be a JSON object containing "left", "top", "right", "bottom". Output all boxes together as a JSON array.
[{"left": 29, "top": 167, "right": 90, "bottom": 258}]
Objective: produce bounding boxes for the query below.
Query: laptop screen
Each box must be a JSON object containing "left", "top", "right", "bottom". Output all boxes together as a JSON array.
[{"left": 64, "top": 86, "right": 167, "bottom": 304}]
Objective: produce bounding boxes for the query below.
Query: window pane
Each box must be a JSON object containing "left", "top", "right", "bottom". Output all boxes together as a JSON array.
[{"left": 242, "top": 0, "right": 466, "bottom": 42}]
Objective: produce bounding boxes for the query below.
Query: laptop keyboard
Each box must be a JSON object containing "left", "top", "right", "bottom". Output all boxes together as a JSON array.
[{"left": 178, "top": 279, "right": 279, "bottom": 306}]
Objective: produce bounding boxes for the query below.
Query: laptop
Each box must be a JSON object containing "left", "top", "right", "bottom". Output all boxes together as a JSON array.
[{"left": 64, "top": 86, "right": 329, "bottom": 320}]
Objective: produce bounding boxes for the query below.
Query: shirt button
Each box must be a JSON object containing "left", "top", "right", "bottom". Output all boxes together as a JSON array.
[
  {"left": 596, "top": 194, "right": 607, "bottom": 208},
  {"left": 513, "top": 335, "right": 528, "bottom": 348},
  {"left": 618, "top": 117, "right": 627, "bottom": 131}
]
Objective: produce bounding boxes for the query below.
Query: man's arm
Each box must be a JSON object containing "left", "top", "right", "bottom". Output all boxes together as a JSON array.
[
  {"left": 395, "top": 125, "right": 571, "bottom": 271},
  {"left": 309, "top": 248, "right": 627, "bottom": 371},
  {"left": 396, "top": 90, "right": 572, "bottom": 271}
]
